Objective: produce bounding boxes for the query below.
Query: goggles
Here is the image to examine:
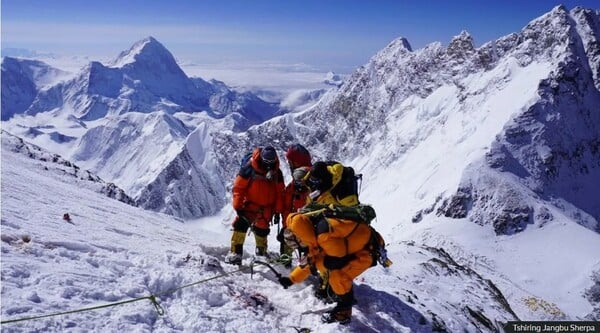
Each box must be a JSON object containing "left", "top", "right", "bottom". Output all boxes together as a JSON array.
[
  {"left": 293, "top": 180, "right": 308, "bottom": 192},
  {"left": 261, "top": 158, "right": 276, "bottom": 170}
]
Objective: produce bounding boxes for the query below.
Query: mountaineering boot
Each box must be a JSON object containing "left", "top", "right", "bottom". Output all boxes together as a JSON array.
[
  {"left": 321, "top": 307, "right": 352, "bottom": 324},
  {"left": 226, "top": 231, "right": 246, "bottom": 264},
  {"left": 314, "top": 287, "right": 334, "bottom": 303},
  {"left": 321, "top": 288, "right": 354, "bottom": 324},
  {"left": 255, "top": 246, "right": 270, "bottom": 258},
  {"left": 225, "top": 252, "right": 242, "bottom": 265}
]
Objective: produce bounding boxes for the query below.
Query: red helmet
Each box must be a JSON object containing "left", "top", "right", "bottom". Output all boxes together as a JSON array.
[{"left": 285, "top": 144, "right": 312, "bottom": 168}]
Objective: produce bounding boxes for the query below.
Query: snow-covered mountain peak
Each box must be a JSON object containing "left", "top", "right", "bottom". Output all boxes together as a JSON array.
[
  {"left": 374, "top": 37, "right": 413, "bottom": 62},
  {"left": 447, "top": 30, "right": 475, "bottom": 52},
  {"left": 550, "top": 4, "right": 569, "bottom": 15},
  {"left": 276, "top": 5, "right": 600, "bottom": 239},
  {"left": 520, "top": 4, "right": 570, "bottom": 31},
  {"left": 109, "top": 36, "right": 173, "bottom": 68},
  {"left": 388, "top": 36, "right": 413, "bottom": 52}
]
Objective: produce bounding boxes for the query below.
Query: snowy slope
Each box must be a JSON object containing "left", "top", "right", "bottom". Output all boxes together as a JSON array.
[
  {"left": 2, "top": 109, "right": 599, "bottom": 333},
  {"left": 0, "top": 130, "right": 135, "bottom": 205},
  {"left": 2, "top": 122, "right": 523, "bottom": 333}
]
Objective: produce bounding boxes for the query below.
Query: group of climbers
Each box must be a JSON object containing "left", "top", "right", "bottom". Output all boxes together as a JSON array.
[
  {"left": 223, "top": 143, "right": 388, "bottom": 325},
  {"left": 224, "top": 144, "right": 312, "bottom": 265}
]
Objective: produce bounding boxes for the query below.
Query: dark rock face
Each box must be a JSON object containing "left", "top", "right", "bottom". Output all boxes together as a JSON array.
[
  {"left": 492, "top": 206, "right": 532, "bottom": 235},
  {"left": 584, "top": 270, "right": 600, "bottom": 320},
  {"left": 438, "top": 184, "right": 533, "bottom": 235},
  {"left": 438, "top": 187, "right": 471, "bottom": 219}
]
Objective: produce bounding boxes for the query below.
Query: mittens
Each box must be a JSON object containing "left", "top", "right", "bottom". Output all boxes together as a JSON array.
[{"left": 278, "top": 277, "right": 293, "bottom": 289}]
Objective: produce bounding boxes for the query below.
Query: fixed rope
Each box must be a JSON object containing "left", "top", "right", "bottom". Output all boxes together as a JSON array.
[{"left": 1, "top": 265, "right": 250, "bottom": 325}]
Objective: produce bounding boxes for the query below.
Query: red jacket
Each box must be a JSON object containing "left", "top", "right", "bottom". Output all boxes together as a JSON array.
[
  {"left": 282, "top": 181, "right": 309, "bottom": 227},
  {"left": 232, "top": 148, "right": 285, "bottom": 229}
]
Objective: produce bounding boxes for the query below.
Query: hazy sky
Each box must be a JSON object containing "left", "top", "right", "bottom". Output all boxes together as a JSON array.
[{"left": 2, "top": 0, "right": 598, "bottom": 73}]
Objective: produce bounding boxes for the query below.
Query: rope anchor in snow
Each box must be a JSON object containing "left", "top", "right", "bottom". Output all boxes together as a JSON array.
[{"left": 148, "top": 295, "right": 165, "bottom": 316}]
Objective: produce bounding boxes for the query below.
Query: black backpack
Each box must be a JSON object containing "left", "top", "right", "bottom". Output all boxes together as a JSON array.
[
  {"left": 320, "top": 162, "right": 362, "bottom": 206},
  {"left": 330, "top": 165, "right": 361, "bottom": 203}
]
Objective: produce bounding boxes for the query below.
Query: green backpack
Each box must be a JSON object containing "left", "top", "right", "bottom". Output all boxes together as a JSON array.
[
  {"left": 299, "top": 203, "right": 377, "bottom": 224},
  {"left": 300, "top": 203, "right": 391, "bottom": 267}
]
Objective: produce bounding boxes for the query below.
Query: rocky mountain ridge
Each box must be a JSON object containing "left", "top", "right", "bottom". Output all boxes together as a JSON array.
[{"left": 1, "top": 130, "right": 135, "bottom": 205}]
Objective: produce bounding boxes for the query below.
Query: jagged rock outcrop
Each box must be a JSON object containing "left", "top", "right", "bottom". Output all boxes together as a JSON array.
[
  {"left": 136, "top": 125, "right": 226, "bottom": 218},
  {"left": 584, "top": 269, "right": 600, "bottom": 320}
]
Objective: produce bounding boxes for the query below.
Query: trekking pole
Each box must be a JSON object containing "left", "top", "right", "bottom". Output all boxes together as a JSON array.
[{"left": 301, "top": 208, "right": 328, "bottom": 217}]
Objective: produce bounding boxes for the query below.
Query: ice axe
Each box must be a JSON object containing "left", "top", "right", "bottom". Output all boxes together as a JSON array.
[{"left": 250, "top": 258, "right": 283, "bottom": 279}]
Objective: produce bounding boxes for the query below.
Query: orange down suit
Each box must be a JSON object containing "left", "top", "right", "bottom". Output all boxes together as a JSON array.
[
  {"left": 232, "top": 148, "right": 284, "bottom": 229},
  {"left": 286, "top": 212, "right": 373, "bottom": 296}
]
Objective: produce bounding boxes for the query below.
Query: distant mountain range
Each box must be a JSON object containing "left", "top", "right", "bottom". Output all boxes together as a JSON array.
[
  {"left": 2, "top": 7, "right": 599, "bottom": 234},
  {"left": 2, "top": 37, "right": 280, "bottom": 127},
  {"left": 1, "top": 37, "right": 333, "bottom": 218}
]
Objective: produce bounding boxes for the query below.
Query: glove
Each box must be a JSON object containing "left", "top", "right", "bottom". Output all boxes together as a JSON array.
[
  {"left": 278, "top": 277, "right": 293, "bottom": 289},
  {"left": 272, "top": 213, "right": 281, "bottom": 225}
]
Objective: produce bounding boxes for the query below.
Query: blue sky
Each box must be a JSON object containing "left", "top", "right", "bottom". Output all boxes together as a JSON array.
[{"left": 1, "top": 0, "right": 598, "bottom": 73}]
